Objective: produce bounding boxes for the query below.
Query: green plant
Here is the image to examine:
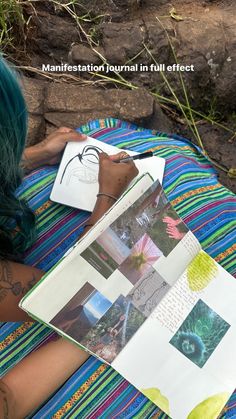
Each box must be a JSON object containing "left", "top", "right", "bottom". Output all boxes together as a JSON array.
[
  {"left": 50, "top": 0, "right": 108, "bottom": 47},
  {"left": 7, "top": 1, "right": 234, "bottom": 177},
  {"left": 206, "top": 97, "right": 222, "bottom": 123},
  {"left": 0, "top": 0, "right": 25, "bottom": 51}
]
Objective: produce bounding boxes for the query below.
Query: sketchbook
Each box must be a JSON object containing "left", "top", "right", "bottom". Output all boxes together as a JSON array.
[
  {"left": 50, "top": 136, "right": 165, "bottom": 211},
  {"left": 20, "top": 174, "right": 236, "bottom": 419}
]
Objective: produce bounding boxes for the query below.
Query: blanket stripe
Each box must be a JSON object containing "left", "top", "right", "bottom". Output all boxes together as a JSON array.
[{"left": 0, "top": 118, "right": 235, "bottom": 418}]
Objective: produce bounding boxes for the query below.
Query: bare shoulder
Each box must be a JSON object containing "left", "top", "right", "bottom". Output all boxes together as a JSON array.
[{"left": 0, "top": 260, "right": 44, "bottom": 321}]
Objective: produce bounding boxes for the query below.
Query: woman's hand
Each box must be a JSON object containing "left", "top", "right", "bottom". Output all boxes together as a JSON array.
[
  {"left": 82, "top": 151, "right": 139, "bottom": 236},
  {"left": 23, "top": 127, "right": 87, "bottom": 171},
  {"left": 98, "top": 151, "right": 139, "bottom": 199},
  {"left": 163, "top": 216, "right": 181, "bottom": 227}
]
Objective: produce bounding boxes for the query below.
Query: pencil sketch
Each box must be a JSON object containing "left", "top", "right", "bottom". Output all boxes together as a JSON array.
[
  {"left": 60, "top": 145, "right": 103, "bottom": 185},
  {"left": 128, "top": 268, "right": 170, "bottom": 317}
]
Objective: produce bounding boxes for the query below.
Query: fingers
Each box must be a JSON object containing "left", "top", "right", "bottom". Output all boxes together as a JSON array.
[
  {"left": 109, "top": 152, "right": 137, "bottom": 172},
  {"left": 109, "top": 151, "right": 129, "bottom": 161},
  {"left": 102, "top": 152, "right": 138, "bottom": 175},
  {"left": 45, "top": 127, "right": 74, "bottom": 140},
  {"left": 47, "top": 127, "right": 87, "bottom": 142},
  {"left": 58, "top": 131, "right": 87, "bottom": 142},
  {"left": 99, "top": 152, "right": 109, "bottom": 163},
  {"left": 57, "top": 127, "right": 74, "bottom": 133}
]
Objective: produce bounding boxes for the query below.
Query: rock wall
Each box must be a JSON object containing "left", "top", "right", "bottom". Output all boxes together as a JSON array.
[
  {"left": 30, "top": 0, "right": 236, "bottom": 115},
  {"left": 22, "top": 75, "right": 236, "bottom": 193},
  {"left": 23, "top": 77, "right": 172, "bottom": 144},
  {"left": 20, "top": 0, "right": 236, "bottom": 192}
]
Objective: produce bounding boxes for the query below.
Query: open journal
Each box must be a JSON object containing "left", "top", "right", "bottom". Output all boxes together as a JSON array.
[
  {"left": 50, "top": 136, "right": 165, "bottom": 211},
  {"left": 20, "top": 174, "right": 236, "bottom": 419}
]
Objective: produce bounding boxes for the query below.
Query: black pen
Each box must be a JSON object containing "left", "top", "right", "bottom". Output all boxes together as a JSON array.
[{"left": 114, "top": 151, "right": 153, "bottom": 163}]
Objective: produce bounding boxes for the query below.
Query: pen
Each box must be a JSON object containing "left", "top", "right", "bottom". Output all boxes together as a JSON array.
[{"left": 114, "top": 151, "right": 153, "bottom": 163}]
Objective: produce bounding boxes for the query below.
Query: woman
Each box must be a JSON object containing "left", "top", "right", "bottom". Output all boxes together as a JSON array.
[
  {"left": 0, "top": 57, "right": 138, "bottom": 321},
  {"left": 1, "top": 57, "right": 235, "bottom": 418},
  {"left": 0, "top": 57, "right": 138, "bottom": 417}
]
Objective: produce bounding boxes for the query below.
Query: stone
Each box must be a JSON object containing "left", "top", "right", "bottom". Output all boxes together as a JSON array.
[
  {"left": 109, "top": 88, "right": 154, "bottom": 121},
  {"left": 158, "top": 8, "right": 236, "bottom": 113},
  {"left": 76, "top": 0, "right": 140, "bottom": 15},
  {"left": 22, "top": 77, "right": 46, "bottom": 114},
  {"left": 45, "top": 85, "right": 111, "bottom": 112},
  {"left": 34, "top": 14, "right": 79, "bottom": 61},
  {"left": 144, "top": 101, "right": 173, "bottom": 132},
  {"left": 214, "top": 50, "right": 236, "bottom": 110},
  {"left": 101, "top": 22, "right": 145, "bottom": 64},
  {"left": 45, "top": 112, "right": 109, "bottom": 133},
  {"left": 69, "top": 44, "right": 104, "bottom": 65},
  {"left": 26, "top": 115, "right": 45, "bottom": 146},
  {"left": 45, "top": 83, "right": 154, "bottom": 123}
]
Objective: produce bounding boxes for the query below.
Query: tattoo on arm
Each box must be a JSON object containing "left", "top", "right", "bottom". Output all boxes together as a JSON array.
[
  {"left": 0, "top": 387, "right": 10, "bottom": 419},
  {"left": 0, "top": 261, "right": 37, "bottom": 302}
]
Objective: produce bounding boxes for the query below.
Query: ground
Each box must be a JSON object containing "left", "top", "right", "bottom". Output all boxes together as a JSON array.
[{"left": 3, "top": 0, "right": 236, "bottom": 192}]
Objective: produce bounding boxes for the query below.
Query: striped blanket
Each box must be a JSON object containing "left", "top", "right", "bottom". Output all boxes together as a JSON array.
[{"left": 0, "top": 118, "right": 235, "bottom": 418}]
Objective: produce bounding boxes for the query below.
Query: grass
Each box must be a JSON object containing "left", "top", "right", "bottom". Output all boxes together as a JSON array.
[
  {"left": 49, "top": 0, "right": 107, "bottom": 47},
  {"left": 87, "top": 18, "right": 235, "bottom": 175},
  {"left": 2, "top": 0, "right": 235, "bottom": 177},
  {"left": 0, "top": 0, "right": 25, "bottom": 51}
]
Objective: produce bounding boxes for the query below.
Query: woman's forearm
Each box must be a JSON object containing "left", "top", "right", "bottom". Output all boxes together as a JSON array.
[
  {"left": 2, "top": 338, "right": 89, "bottom": 419},
  {"left": 82, "top": 194, "right": 116, "bottom": 236},
  {"left": 21, "top": 145, "right": 48, "bottom": 171}
]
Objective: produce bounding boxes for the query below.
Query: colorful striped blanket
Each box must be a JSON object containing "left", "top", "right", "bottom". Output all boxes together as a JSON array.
[{"left": 0, "top": 118, "right": 235, "bottom": 418}]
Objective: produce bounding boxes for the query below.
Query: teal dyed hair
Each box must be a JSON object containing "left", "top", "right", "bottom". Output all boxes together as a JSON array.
[{"left": 0, "top": 57, "right": 35, "bottom": 261}]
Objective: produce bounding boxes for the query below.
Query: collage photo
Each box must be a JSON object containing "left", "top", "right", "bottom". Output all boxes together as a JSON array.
[{"left": 52, "top": 182, "right": 191, "bottom": 362}]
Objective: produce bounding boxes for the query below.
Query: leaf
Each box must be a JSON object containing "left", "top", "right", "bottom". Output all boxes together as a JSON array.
[
  {"left": 228, "top": 168, "right": 236, "bottom": 178},
  {"left": 169, "top": 7, "right": 184, "bottom": 21}
]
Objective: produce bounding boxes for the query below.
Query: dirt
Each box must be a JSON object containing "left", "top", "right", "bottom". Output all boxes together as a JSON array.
[{"left": 6, "top": 0, "right": 236, "bottom": 192}]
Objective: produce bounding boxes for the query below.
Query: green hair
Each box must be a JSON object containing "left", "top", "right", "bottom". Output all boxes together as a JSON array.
[{"left": 0, "top": 57, "right": 35, "bottom": 261}]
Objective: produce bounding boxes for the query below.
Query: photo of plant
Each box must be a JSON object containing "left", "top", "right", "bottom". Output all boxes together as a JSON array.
[
  {"left": 110, "top": 181, "right": 167, "bottom": 248},
  {"left": 119, "top": 234, "right": 163, "bottom": 285},
  {"left": 133, "top": 183, "right": 168, "bottom": 229},
  {"left": 128, "top": 268, "right": 170, "bottom": 317},
  {"left": 170, "top": 299, "right": 230, "bottom": 368},
  {"left": 110, "top": 209, "right": 145, "bottom": 250},
  {"left": 81, "top": 240, "right": 119, "bottom": 279},
  {"left": 148, "top": 204, "right": 189, "bottom": 257},
  {"left": 51, "top": 282, "right": 112, "bottom": 342},
  {"left": 81, "top": 295, "right": 146, "bottom": 363}
]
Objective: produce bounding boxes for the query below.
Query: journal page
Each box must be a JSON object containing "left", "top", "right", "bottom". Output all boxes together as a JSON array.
[
  {"left": 50, "top": 136, "right": 166, "bottom": 211},
  {"left": 21, "top": 177, "right": 201, "bottom": 376},
  {"left": 112, "top": 250, "right": 236, "bottom": 419}
]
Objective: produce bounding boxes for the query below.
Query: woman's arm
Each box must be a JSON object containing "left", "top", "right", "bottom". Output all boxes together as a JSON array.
[
  {"left": 0, "top": 151, "right": 138, "bottom": 321},
  {"left": 0, "top": 380, "right": 16, "bottom": 419},
  {"left": 0, "top": 150, "right": 138, "bottom": 417},
  {"left": 1, "top": 338, "right": 89, "bottom": 419},
  {"left": 0, "top": 260, "right": 44, "bottom": 321},
  {"left": 82, "top": 152, "right": 138, "bottom": 234},
  {"left": 22, "top": 127, "right": 86, "bottom": 171}
]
